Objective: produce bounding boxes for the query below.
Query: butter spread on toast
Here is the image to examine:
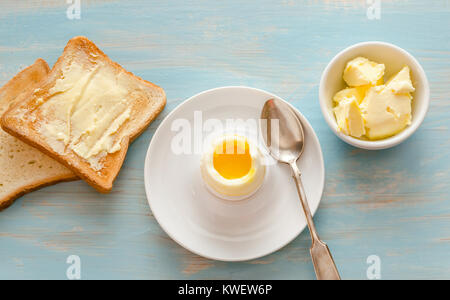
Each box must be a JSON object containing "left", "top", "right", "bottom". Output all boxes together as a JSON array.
[{"left": 37, "top": 60, "right": 132, "bottom": 171}]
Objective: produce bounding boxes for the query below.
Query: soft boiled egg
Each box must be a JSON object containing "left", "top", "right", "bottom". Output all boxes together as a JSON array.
[{"left": 200, "top": 134, "right": 266, "bottom": 200}]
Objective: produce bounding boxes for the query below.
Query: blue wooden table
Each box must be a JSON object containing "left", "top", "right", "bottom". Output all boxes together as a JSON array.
[{"left": 0, "top": 0, "right": 449, "bottom": 280}]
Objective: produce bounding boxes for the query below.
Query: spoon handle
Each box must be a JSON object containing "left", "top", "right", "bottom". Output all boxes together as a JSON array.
[
  {"left": 310, "top": 239, "right": 341, "bottom": 280},
  {"left": 290, "top": 162, "right": 341, "bottom": 280}
]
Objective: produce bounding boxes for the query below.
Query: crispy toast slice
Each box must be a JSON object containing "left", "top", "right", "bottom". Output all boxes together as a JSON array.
[
  {"left": 1, "top": 37, "right": 166, "bottom": 193},
  {"left": 0, "top": 59, "right": 77, "bottom": 210}
]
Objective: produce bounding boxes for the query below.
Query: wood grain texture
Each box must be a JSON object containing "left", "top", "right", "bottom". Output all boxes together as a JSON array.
[{"left": 0, "top": 0, "right": 449, "bottom": 279}]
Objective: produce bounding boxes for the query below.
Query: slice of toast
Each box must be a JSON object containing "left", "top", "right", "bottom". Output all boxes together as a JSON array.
[
  {"left": 1, "top": 37, "right": 166, "bottom": 193},
  {"left": 0, "top": 59, "right": 77, "bottom": 210}
]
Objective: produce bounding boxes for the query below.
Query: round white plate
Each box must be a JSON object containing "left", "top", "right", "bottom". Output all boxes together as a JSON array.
[{"left": 144, "top": 86, "right": 324, "bottom": 261}]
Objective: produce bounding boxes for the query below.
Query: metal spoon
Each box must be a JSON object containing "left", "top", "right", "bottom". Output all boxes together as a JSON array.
[{"left": 261, "top": 98, "right": 340, "bottom": 280}]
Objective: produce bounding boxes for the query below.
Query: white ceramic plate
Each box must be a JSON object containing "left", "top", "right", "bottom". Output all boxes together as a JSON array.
[{"left": 144, "top": 86, "right": 324, "bottom": 261}]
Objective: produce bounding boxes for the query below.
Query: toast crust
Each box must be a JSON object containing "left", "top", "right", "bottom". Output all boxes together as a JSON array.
[
  {"left": 0, "top": 174, "right": 76, "bottom": 211},
  {"left": 0, "top": 59, "right": 78, "bottom": 211},
  {"left": 1, "top": 37, "right": 166, "bottom": 193}
]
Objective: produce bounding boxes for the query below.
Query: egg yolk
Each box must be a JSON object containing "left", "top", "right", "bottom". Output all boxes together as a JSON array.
[{"left": 213, "top": 137, "right": 252, "bottom": 180}]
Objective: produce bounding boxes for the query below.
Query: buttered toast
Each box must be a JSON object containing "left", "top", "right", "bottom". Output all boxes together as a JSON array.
[
  {"left": 1, "top": 37, "right": 166, "bottom": 193},
  {"left": 0, "top": 59, "right": 77, "bottom": 210}
]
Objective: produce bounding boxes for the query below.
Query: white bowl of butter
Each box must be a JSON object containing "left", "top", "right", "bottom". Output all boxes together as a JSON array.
[{"left": 319, "top": 42, "right": 430, "bottom": 150}]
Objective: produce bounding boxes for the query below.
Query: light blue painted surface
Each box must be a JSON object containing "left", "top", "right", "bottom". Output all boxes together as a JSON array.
[{"left": 0, "top": 0, "right": 449, "bottom": 279}]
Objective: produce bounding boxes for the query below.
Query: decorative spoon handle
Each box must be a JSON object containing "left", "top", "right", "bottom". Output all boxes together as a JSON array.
[
  {"left": 290, "top": 161, "right": 341, "bottom": 280},
  {"left": 310, "top": 239, "right": 341, "bottom": 280}
]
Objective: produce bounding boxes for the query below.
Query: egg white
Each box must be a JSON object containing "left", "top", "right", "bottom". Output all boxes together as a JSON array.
[{"left": 200, "top": 135, "right": 266, "bottom": 200}]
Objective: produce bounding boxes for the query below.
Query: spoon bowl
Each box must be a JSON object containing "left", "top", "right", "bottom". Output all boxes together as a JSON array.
[{"left": 261, "top": 98, "right": 305, "bottom": 164}]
